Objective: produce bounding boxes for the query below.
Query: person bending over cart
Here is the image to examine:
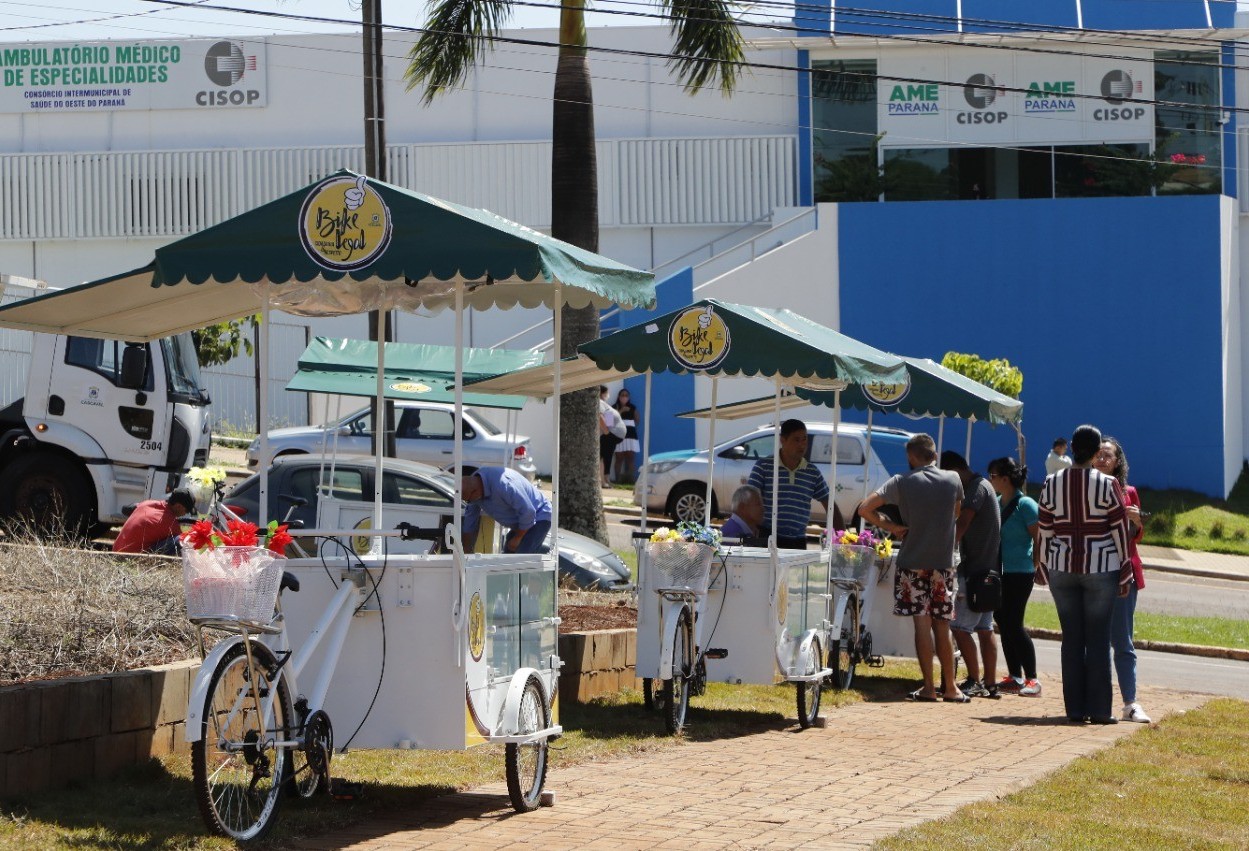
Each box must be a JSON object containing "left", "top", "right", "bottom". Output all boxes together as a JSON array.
[{"left": 460, "top": 467, "right": 553, "bottom": 554}]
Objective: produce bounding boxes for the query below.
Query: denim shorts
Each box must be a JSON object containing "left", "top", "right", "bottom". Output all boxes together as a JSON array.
[{"left": 952, "top": 586, "right": 995, "bottom": 633}]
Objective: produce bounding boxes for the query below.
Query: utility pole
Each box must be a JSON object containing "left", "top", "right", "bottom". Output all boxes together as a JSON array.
[{"left": 362, "top": 0, "right": 396, "bottom": 456}]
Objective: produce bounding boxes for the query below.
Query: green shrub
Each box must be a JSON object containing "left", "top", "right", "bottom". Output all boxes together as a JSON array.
[
  {"left": 1233, "top": 528, "right": 1247, "bottom": 542},
  {"left": 1181, "top": 524, "right": 1199, "bottom": 537},
  {"left": 1209, "top": 520, "right": 1226, "bottom": 540},
  {"left": 1148, "top": 512, "right": 1172, "bottom": 534}
]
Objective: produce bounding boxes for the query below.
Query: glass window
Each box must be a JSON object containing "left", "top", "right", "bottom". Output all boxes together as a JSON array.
[
  {"left": 396, "top": 408, "right": 474, "bottom": 440},
  {"left": 64, "top": 337, "right": 153, "bottom": 390},
  {"left": 467, "top": 407, "right": 502, "bottom": 436},
  {"left": 737, "top": 434, "right": 776, "bottom": 461},
  {"left": 883, "top": 148, "right": 958, "bottom": 200},
  {"left": 1154, "top": 51, "right": 1221, "bottom": 195},
  {"left": 1054, "top": 143, "right": 1154, "bottom": 197},
  {"left": 811, "top": 435, "right": 866, "bottom": 465},
  {"left": 289, "top": 467, "right": 365, "bottom": 502},
  {"left": 160, "top": 333, "right": 205, "bottom": 400},
  {"left": 384, "top": 472, "right": 454, "bottom": 509},
  {"left": 812, "top": 59, "right": 881, "bottom": 202}
]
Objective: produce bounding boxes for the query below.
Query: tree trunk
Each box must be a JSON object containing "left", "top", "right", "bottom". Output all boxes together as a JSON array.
[{"left": 550, "top": 3, "right": 607, "bottom": 543}]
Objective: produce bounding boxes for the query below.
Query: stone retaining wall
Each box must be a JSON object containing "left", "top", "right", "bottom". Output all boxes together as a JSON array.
[
  {"left": 0, "top": 660, "right": 198, "bottom": 800},
  {"left": 0, "top": 630, "right": 636, "bottom": 800}
]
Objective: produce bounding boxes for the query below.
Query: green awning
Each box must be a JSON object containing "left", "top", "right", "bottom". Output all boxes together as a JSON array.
[
  {"left": 578, "top": 299, "right": 906, "bottom": 386},
  {"left": 286, "top": 337, "right": 540, "bottom": 409},
  {"left": 0, "top": 170, "right": 655, "bottom": 342},
  {"left": 797, "top": 356, "right": 1023, "bottom": 426}
]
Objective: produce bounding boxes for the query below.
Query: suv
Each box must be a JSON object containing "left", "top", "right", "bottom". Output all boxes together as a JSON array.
[
  {"left": 634, "top": 422, "right": 914, "bottom": 528},
  {"left": 245, "top": 400, "right": 538, "bottom": 480}
]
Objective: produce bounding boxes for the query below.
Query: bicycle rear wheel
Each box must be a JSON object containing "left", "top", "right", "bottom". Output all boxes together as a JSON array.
[
  {"left": 662, "top": 607, "right": 692, "bottom": 735},
  {"left": 831, "top": 594, "right": 861, "bottom": 691},
  {"left": 192, "top": 640, "right": 290, "bottom": 842}
]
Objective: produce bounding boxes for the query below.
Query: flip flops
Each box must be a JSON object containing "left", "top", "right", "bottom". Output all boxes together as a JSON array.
[
  {"left": 907, "top": 688, "right": 939, "bottom": 702},
  {"left": 943, "top": 692, "right": 972, "bottom": 703}
]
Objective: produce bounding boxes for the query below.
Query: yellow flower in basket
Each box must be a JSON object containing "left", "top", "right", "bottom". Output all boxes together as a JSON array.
[
  {"left": 649, "top": 527, "right": 682, "bottom": 543},
  {"left": 876, "top": 538, "right": 893, "bottom": 559}
]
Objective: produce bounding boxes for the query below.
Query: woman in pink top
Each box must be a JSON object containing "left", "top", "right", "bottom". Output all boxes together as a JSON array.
[{"left": 1094, "top": 438, "right": 1150, "bottom": 723}]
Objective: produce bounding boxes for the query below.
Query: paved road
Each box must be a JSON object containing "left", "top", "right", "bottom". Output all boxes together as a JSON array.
[
  {"left": 1033, "top": 639, "right": 1249, "bottom": 698},
  {"left": 1029, "top": 571, "right": 1249, "bottom": 619}
]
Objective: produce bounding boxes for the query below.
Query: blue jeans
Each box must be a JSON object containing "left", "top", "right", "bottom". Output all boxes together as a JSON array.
[
  {"left": 1111, "top": 583, "right": 1138, "bottom": 704},
  {"left": 511, "top": 520, "right": 552, "bottom": 554},
  {"left": 1048, "top": 570, "right": 1118, "bottom": 721}
]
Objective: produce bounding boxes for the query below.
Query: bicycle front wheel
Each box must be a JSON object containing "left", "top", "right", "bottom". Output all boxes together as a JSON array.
[
  {"left": 192, "top": 640, "right": 290, "bottom": 842},
  {"left": 796, "top": 638, "right": 822, "bottom": 729},
  {"left": 662, "top": 607, "right": 692, "bottom": 735},
  {"left": 505, "top": 675, "right": 550, "bottom": 812},
  {"left": 831, "top": 594, "right": 860, "bottom": 691}
]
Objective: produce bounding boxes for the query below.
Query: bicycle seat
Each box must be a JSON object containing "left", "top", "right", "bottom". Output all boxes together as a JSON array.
[{"left": 280, "top": 571, "right": 301, "bottom": 594}]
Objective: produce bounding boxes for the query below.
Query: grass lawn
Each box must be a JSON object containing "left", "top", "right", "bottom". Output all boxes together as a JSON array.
[
  {"left": 876, "top": 697, "right": 1249, "bottom": 850},
  {"left": 1026, "top": 600, "right": 1249, "bottom": 650},
  {"left": 1135, "top": 471, "right": 1249, "bottom": 556}
]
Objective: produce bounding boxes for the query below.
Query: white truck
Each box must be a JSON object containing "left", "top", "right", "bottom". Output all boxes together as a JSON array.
[{"left": 0, "top": 275, "right": 213, "bottom": 534}]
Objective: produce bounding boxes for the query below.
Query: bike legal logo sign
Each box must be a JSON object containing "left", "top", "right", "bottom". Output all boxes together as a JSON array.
[
  {"left": 351, "top": 517, "right": 373, "bottom": 556},
  {"left": 862, "top": 374, "right": 911, "bottom": 407},
  {"left": 299, "top": 174, "right": 393, "bottom": 272},
  {"left": 468, "top": 592, "right": 486, "bottom": 662},
  {"left": 668, "top": 304, "right": 730, "bottom": 371},
  {"left": 390, "top": 381, "right": 432, "bottom": 395}
]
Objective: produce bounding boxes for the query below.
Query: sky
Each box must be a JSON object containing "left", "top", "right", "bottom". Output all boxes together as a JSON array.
[{"left": 0, "top": 0, "right": 639, "bottom": 44}]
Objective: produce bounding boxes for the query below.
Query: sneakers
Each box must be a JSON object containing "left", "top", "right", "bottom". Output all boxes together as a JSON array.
[
  {"left": 1122, "top": 702, "right": 1152, "bottom": 723},
  {"left": 957, "top": 677, "right": 990, "bottom": 698},
  {"left": 1019, "top": 679, "right": 1042, "bottom": 697},
  {"left": 996, "top": 677, "right": 1023, "bottom": 694}
]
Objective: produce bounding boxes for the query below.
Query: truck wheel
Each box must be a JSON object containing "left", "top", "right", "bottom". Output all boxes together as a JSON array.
[{"left": 0, "top": 453, "right": 94, "bottom": 538}]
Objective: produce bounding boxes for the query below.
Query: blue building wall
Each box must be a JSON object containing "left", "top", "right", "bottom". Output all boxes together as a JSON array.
[{"left": 837, "top": 195, "right": 1228, "bottom": 493}]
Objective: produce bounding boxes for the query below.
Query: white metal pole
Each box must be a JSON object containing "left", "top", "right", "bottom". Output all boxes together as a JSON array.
[
  {"left": 639, "top": 370, "right": 652, "bottom": 534},
  {"left": 830, "top": 389, "right": 841, "bottom": 538},
  {"left": 258, "top": 294, "right": 271, "bottom": 528},
  {"left": 937, "top": 414, "right": 946, "bottom": 455},
  {"left": 551, "top": 284, "right": 562, "bottom": 561},
  {"left": 373, "top": 322, "right": 386, "bottom": 541},
  {"left": 770, "top": 378, "right": 781, "bottom": 556},
  {"left": 965, "top": 415, "right": 975, "bottom": 462},
  {"left": 454, "top": 284, "right": 464, "bottom": 543},
  {"left": 861, "top": 407, "right": 874, "bottom": 515},
  {"left": 704, "top": 375, "right": 718, "bottom": 528}
]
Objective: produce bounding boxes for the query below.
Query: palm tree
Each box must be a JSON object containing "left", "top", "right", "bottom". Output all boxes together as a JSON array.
[{"left": 406, "top": 0, "right": 745, "bottom": 540}]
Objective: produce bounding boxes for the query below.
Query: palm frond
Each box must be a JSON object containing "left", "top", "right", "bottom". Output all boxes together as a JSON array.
[
  {"left": 661, "top": 0, "right": 747, "bottom": 95},
  {"left": 404, "top": 0, "right": 516, "bottom": 104}
]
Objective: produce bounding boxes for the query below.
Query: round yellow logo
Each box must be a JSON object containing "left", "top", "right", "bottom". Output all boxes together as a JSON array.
[
  {"left": 467, "top": 592, "right": 486, "bottom": 662},
  {"left": 862, "top": 375, "right": 911, "bottom": 407},
  {"left": 668, "top": 304, "right": 730, "bottom": 371},
  {"left": 389, "top": 381, "right": 431, "bottom": 395},
  {"left": 351, "top": 517, "right": 372, "bottom": 556},
  {"left": 299, "top": 175, "right": 393, "bottom": 272}
]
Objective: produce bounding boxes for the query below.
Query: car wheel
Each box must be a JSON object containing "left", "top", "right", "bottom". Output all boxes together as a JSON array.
[{"left": 668, "top": 482, "right": 713, "bottom": 524}]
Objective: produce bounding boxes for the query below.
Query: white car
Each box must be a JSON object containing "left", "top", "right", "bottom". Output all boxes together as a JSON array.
[
  {"left": 634, "top": 422, "right": 914, "bottom": 528},
  {"left": 245, "top": 400, "right": 538, "bottom": 480}
]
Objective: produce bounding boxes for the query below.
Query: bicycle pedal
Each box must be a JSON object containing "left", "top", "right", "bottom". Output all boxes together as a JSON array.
[
  {"left": 329, "top": 778, "right": 364, "bottom": 801},
  {"left": 703, "top": 648, "right": 728, "bottom": 659},
  {"left": 867, "top": 655, "right": 885, "bottom": 668}
]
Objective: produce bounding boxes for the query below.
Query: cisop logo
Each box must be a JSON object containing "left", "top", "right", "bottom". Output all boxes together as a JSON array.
[
  {"left": 1094, "top": 69, "right": 1145, "bottom": 122},
  {"left": 195, "top": 40, "right": 261, "bottom": 107},
  {"left": 957, "top": 73, "right": 1007, "bottom": 125}
]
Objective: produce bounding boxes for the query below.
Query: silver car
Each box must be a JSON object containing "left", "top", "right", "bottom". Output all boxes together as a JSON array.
[
  {"left": 634, "top": 422, "right": 914, "bottom": 528},
  {"left": 245, "top": 400, "right": 537, "bottom": 480}
]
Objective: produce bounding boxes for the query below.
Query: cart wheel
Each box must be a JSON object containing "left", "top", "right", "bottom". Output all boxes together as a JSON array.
[
  {"left": 192, "top": 640, "right": 289, "bottom": 842},
  {"left": 831, "top": 594, "right": 860, "bottom": 691},
  {"left": 642, "top": 678, "right": 656, "bottom": 711},
  {"left": 505, "top": 675, "right": 550, "bottom": 813},
  {"left": 690, "top": 657, "right": 707, "bottom": 698},
  {"left": 662, "top": 608, "right": 692, "bottom": 735},
  {"left": 796, "top": 638, "right": 822, "bottom": 729}
]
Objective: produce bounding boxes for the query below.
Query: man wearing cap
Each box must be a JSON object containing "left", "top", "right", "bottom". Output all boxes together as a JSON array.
[
  {"left": 461, "top": 467, "right": 553, "bottom": 554},
  {"left": 113, "top": 489, "right": 197, "bottom": 555}
]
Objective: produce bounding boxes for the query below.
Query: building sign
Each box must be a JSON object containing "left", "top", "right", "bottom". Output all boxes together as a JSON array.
[
  {"left": 668, "top": 304, "right": 731, "bottom": 371},
  {"left": 0, "top": 38, "right": 267, "bottom": 113},
  {"left": 878, "top": 47, "right": 1154, "bottom": 147},
  {"left": 299, "top": 175, "right": 394, "bottom": 272}
]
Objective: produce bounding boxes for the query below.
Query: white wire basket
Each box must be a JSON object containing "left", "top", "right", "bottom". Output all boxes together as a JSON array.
[
  {"left": 646, "top": 540, "right": 715, "bottom": 595},
  {"left": 828, "top": 544, "right": 877, "bottom": 584},
  {"left": 182, "top": 545, "right": 284, "bottom": 625}
]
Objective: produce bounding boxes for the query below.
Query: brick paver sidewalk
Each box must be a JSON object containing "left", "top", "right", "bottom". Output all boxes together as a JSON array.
[{"left": 291, "top": 684, "right": 1209, "bottom": 850}]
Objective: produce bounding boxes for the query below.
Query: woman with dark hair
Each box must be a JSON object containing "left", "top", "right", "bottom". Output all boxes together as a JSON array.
[
  {"left": 987, "top": 457, "right": 1042, "bottom": 697},
  {"left": 1037, "top": 424, "right": 1131, "bottom": 725},
  {"left": 1093, "top": 437, "right": 1150, "bottom": 723},
  {"left": 612, "top": 389, "right": 640, "bottom": 484}
]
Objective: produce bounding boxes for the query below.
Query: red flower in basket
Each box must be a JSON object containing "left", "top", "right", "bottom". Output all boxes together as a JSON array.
[
  {"left": 182, "top": 519, "right": 219, "bottom": 551},
  {"left": 265, "top": 521, "right": 294, "bottom": 554},
  {"left": 217, "top": 520, "right": 260, "bottom": 548}
]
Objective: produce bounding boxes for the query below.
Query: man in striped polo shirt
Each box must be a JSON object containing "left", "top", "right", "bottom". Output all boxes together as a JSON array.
[{"left": 746, "top": 419, "right": 829, "bottom": 549}]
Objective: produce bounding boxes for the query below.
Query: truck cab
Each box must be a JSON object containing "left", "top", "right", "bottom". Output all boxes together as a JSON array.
[{"left": 0, "top": 275, "right": 211, "bottom": 534}]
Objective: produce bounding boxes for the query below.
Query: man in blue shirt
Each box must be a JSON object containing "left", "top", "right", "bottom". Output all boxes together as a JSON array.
[
  {"left": 461, "top": 467, "right": 553, "bottom": 554},
  {"left": 746, "top": 419, "right": 829, "bottom": 549}
]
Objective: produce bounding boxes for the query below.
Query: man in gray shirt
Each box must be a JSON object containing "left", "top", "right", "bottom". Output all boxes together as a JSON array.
[
  {"left": 859, "top": 434, "right": 966, "bottom": 702},
  {"left": 941, "top": 451, "right": 1002, "bottom": 699}
]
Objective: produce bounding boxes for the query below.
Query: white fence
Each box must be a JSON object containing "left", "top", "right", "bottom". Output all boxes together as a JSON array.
[
  {"left": 200, "top": 320, "right": 310, "bottom": 433},
  {"left": 0, "top": 136, "right": 796, "bottom": 241}
]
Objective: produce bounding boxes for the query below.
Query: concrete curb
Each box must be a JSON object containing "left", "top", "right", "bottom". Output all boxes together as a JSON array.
[{"left": 1027, "top": 627, "right": 1249, "bottom": 662}]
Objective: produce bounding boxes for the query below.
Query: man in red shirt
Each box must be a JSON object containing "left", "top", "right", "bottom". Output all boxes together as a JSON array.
[{"left": 112, "top": 489, "right": 196, "bottom": 555}]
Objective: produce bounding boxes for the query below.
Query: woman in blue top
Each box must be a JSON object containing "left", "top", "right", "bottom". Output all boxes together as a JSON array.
[{"left": 988, "top": 457, "right": 1042, "bottom": 697}]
